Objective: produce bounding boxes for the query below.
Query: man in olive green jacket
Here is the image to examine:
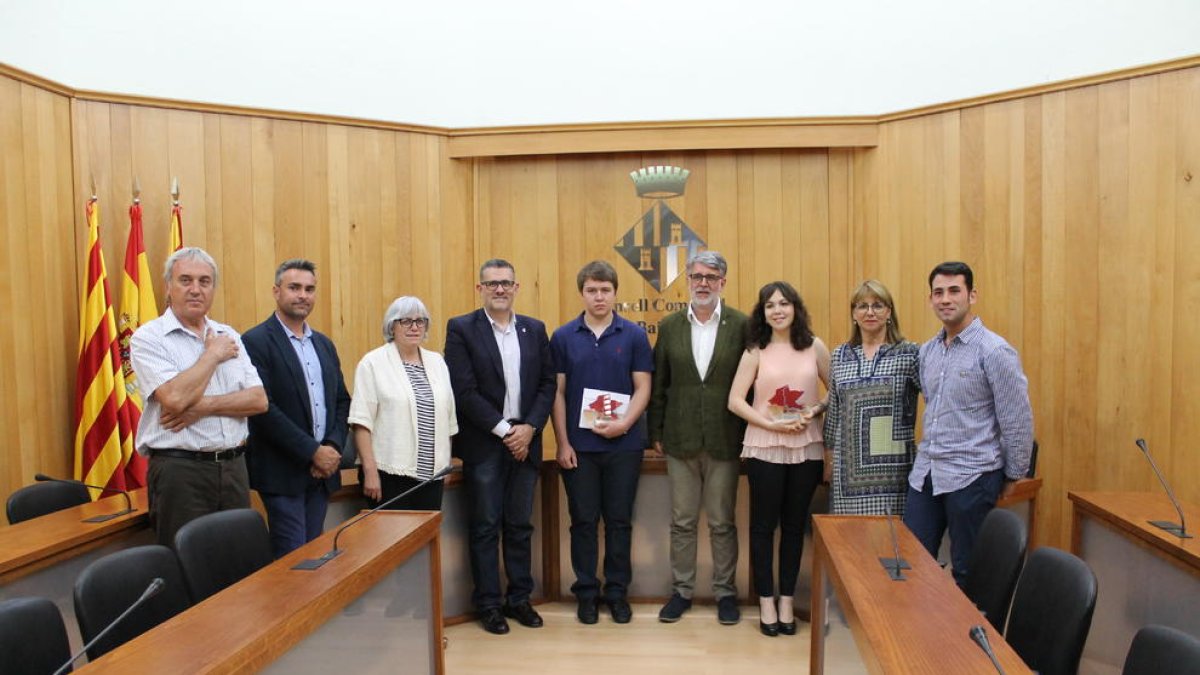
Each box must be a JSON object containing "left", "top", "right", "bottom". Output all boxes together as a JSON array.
[{"left": 647, "top": 250, "right": 747, "bottom": 625}]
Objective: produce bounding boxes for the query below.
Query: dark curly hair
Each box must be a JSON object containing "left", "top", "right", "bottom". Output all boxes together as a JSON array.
[{"left": 745, "top": 281, "right": 814, "bottom": 351}]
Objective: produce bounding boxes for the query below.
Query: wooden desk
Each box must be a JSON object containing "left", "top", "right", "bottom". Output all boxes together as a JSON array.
[
  {"left": 1069, "top": 491, "right": 1199, "bottom": 674},
  {"left": 810, "top": 515, "right": 1030, "bottom": 674},
  {"left": 0, "top": 488, "right": 150, "bottom": 584},
  {"left": 0, "top": 488, "right": 153, "bottom": 652},
  {"left": 78, "top": 510, "right": 444, "bottom": 674}
]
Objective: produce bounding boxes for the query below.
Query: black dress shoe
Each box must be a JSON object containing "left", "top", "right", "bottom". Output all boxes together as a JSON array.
[
  {"left": 479, "top": 607, "right": 510, "bottom": 635},
  {"left": 608, "top": 597, "right": 633, "bottom": 624},
  {"left": 759, "top": 620, "right": 779, "bottom": 637},
  {"left": 778, "top": 620, "right": 797, "bottom": 635},
  {"left": 577, "top": 598, "right": 599, "bottom": 625},
  {"left": 503, "top": 601, "right": 544, "bottom": 628}
]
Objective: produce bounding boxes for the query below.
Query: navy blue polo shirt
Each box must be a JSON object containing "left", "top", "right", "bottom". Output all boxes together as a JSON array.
[{"left": 550, "top": 311, "right": 654, "bottom": 453}]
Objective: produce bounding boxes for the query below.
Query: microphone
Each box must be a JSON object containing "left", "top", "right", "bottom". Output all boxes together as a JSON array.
[
  {"left": 53, "top": 577, "right": 165, "bottom": 675},
  {"left": 294, "top": 464, "right": 454, "bottom": 570},
  {"left": 878, "top": 506, "right": 910, "bottom": 581},
  {"left": 34, "top": 473, "right": 136, "bottom": 523},
  {"left": 1134, "top": 438, "right": 1192, "bottom": 538},
  {"left": 969, "top": 624, "right": 1006, "bottom": 675}
]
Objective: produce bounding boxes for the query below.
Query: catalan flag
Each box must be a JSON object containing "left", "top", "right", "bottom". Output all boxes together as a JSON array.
[
  {"left": 74, "top": 198, "right": 136, "bottom": 497},
  {"left": 169, "top": 201, "right": 183, "bottom": 252},
  {"left": 115, "top": 200, "right": 154, "bottom": 487}
]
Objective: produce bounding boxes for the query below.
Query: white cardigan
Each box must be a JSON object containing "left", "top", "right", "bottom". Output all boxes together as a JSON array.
[{"left": 348, "top": 344, "right": 458, "bottom": 478}]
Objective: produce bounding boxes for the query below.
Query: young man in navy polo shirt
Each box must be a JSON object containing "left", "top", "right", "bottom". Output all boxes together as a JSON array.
[{"left": 550, "top": 260, "right": 654, "bottom": 625}]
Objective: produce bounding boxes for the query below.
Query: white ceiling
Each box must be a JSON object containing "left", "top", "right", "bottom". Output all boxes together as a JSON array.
[{"left": 1, "top": 0, "right": 1197, "bottom": 128}]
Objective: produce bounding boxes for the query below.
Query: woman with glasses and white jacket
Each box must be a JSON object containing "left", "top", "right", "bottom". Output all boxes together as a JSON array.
[{"left": 349, "top": 296, "right": 458, "bottom": 510}]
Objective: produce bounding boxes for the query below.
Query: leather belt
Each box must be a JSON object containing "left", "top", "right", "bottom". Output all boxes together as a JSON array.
[{"left": 150, "top": 446, "right": 245, "bottom": 462}]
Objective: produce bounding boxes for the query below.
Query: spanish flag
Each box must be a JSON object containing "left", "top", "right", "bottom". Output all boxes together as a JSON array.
[
  {"left": 74, "top": 198, "right": 136, "bottom": 497},
  {"left": 115, "top": 201, "right": 154, "bottom": 487},
  {"left": 169, "top": 201, "right": 183, "bottom": 252}
]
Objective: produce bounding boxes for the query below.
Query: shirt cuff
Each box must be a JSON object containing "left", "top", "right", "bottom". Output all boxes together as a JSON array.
[{"left": 492, "top": 419, "right": 513, "bottom": 438}]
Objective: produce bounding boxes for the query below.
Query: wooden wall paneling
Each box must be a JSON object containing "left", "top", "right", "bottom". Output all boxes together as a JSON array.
[
  {"left": 325, "top": 125, "right": 357, "bottom": 376},
  {"left": 376, "top": 129, "right": 401, "bottom": 328},
  {"left": 1169, "top": 68, "right": 1200, "bottom": 505},
  {"left": 267, "top": 119, "right": 307, "bottom": 315},
  {"left": 826, "top": 149, "right": 852, "bottom": 349},
  {"left": 1062, "top": 86, "right": 1101, "bottom": 514},
  {"left": 129, "top": 106, "right": 171, "bottom": 283},
  {"left": 437, "top": 147, "right": 476, "bottom": 320},
  {"left": 704, "top": 152, "right": 741, "bottom": 307},
  {"left": 300, "top": 123, "right": 332, "bottom": 336},
  {"left": 165, "top": 109, "right": 206, "bottom": 273},
  {"left": 1095, "top": 81, "right": 1137, "bottom": 489},
  {"left": 1019, "top": 97, "right": 1044, "bottom": 469},
  {"left": 199, "top": 114, "right": 224, "bottom": 276},
  {"left": 734, "top": 152, "right": 758, "bottom": 308},
  {"left": 751, "top": 151, "right": 785, "bottom": 289},
  {"left": 0, "top": 77, "right": 77, "bottom": 494},
  {"left": 797, "top": 150, "right": 832, "bottom": 340},
  {"left": 216, "top": 115, "right": 254, "bottom": 324},
  {"left": 249, "top": 118, "right": 277, "bottom": 322},
  {"left": 1037, "top": 90, "right": 1068, "bottom": 545},
  {"left": 344, "top": 127, "right": 383, "bottom": 363},
  {"left": 525, "top": 156, "right": 560, "bottom": 324}
]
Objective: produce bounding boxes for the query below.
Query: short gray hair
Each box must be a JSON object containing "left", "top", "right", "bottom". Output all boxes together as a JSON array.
[
  {"left": 479, "top": 258, "right": 515, "bottom": 281},
  {"left": 687, "top": 250, "right": 727, "bottom": 277},
  {"left": 164, "top": 247, "right": 219, "bottom": 287},
  {"left": 275, "top": 258, "right": 316, "bottom": 285},
  {"left": 381, "top": 296, "right": 432, "bottom": 343}
]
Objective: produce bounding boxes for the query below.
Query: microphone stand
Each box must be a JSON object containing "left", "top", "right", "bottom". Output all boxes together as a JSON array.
[
  {"left": 53, "top": 578, "right": 164, "bottom": 675},
  {"left": 969, "top": 624, "right": 1006, "bottom": 675},
  {"left": 878, "top": 508, "right": 910, "bottom": 581},
  {"left": 34, "top": 473, "right": 135, "bottom": 523},
  {"left": 1135, "top": 439, "right": 1192, "bottom": 538},
  {"left": 294, "top": 465, "right": 453, "bottom": 570}
]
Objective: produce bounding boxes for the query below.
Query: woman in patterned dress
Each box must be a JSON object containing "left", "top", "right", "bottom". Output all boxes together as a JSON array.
[
  {"left": 349, "top": 296, "right": 458, "bottom": 510},
  {"left": 822, "top": 280, "right": 920, "bottom": 516},
  {"left": 728, "top": 281, "right": 830, "bottom": 637}
]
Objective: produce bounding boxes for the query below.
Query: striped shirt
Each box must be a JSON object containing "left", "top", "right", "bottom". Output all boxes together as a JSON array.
[
  {"left": 910, "top": 317, "right": 1033, "bottom": 495},
  {"left": 130, "top": 308, "right": 264, "bottom": 454},
  {"left": 404, "top": 362, "right": 437, "bottom": 480}
]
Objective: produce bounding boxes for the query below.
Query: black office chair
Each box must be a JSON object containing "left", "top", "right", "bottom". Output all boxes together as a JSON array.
[
  {"left": 1005, "top": 547, "right": 1097, "bottom": 675},
  {"left": 0, "top": 596, "right": 73, "bottom": 675},
  {"left": 962, "top": 508, "right": 1027, "bottom": 632},
  {"left": 1122, "top": 624, "right": 1200, "bottom": 675},
  {"left": 6, "top": 480, "right": 91, "bottom": 524},
  {"left": 73, "top": 545, "right": 192, "bottom": 660},
  {"left": 174, "top": 508, "right": 273, "bottom": 602}
]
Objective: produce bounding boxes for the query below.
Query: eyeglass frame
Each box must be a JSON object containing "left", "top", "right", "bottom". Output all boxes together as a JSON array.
[
  {"left": 393, "top": 317, "right": 430, "bottom": 329},
  {"left": 687, "top": 273, "right": 724, "bottom": 285},
  {"left": 852, "top": 302, "right": 889, "bottom": 315},
  {"left": 480, "top": 279, "right": 516, "bottom": 290}
]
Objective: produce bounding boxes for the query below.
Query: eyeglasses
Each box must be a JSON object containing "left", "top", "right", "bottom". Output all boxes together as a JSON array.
[
  {"left": 688, "top": 273, "right": 724, "bottom": 285},
  {"left": 853, "top": 302, "right": 888, "bottom": 314},
  {"left": 481, "top": 280, "right": 515, "bottom": 290},
  {"left": 394, "top": 317, "right": 430, "bottom": 329}
]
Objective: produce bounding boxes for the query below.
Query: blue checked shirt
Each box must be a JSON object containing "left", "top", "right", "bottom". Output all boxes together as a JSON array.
[{"left": 910, "top": 318, "right": 1033, "bottom": 495}]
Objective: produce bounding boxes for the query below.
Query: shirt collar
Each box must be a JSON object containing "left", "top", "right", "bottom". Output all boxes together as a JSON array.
[
  {"left": 274, "top": 313, "right": 312, "bottom": 340},
  {"left": 573, "top": 311, "right": 621, "bottom": 334},
  {"left": 163, "top": 306, "right": 213, "bottom": 338},
  {"left": 936, "top": 316, "right": 983, "bottom": 344},
  {"left": 485, "top": 310, "right": 516, "bottom": 333},
  {"left": 687, "top": 300, "right": 722, "bottom": 327}
]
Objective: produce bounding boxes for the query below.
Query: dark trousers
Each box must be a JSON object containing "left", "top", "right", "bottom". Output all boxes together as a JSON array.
[
  {"left": 745, "top": 458, "right": 823, "bottom": 598},
  {"left": 359, "top": 468, "right": 444, "bottom": 511},
  {"left": 903, "top": 468, "right": 1005, "bottom": 586},
  {"left": 260, "top": 479, "right": 331, "bottom": 559},
  {"left": 560, "top": 450, "right": 642, "bottom": 602},
  {"left": 147, "top": 453, "right": 250, "bottom": 548},
  {"left": 463, "top": 450, "right": 539, "bottom": 610}
]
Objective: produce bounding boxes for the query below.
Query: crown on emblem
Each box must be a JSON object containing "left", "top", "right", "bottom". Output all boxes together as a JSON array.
[{"left": 630, "top": 165, "right": 690, "bottom": 199}]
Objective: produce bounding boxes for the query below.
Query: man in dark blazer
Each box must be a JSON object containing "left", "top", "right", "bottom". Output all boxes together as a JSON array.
[
  {"left": 445, "top": 259, "right": 556, "bottom": 635},
  {"left": 244, "top": 259, "right": 351, "bottom": 559},
  {"left": 647, "top": 250, "right": 748, "bottom": 625}
]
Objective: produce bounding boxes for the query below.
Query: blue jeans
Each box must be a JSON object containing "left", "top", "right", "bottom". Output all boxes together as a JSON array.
[
  {"left": 260, "top": 479, "right": 330, "bottom": 559},
  {"left": 463, "top": 449, "right": 539, "bottom": 610},
  {"left": 903, "top": 468, "right": 1005, "bottom": 586},
  {"left": 560, "top": 450, "right": 642, "bottom": 602}
]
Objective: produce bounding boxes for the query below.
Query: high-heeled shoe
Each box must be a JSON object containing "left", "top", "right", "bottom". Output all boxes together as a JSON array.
[
  {"left": 759, "top": 620, "right": 779, "bottom": 637},
  {"left": 778, "top": 620, "right": 797, "bottom": 635}
]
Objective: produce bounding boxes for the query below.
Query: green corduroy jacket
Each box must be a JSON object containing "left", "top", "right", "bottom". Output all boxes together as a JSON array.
[{"left": 647, "top": 304, "right": 748, "bottom": 460}]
